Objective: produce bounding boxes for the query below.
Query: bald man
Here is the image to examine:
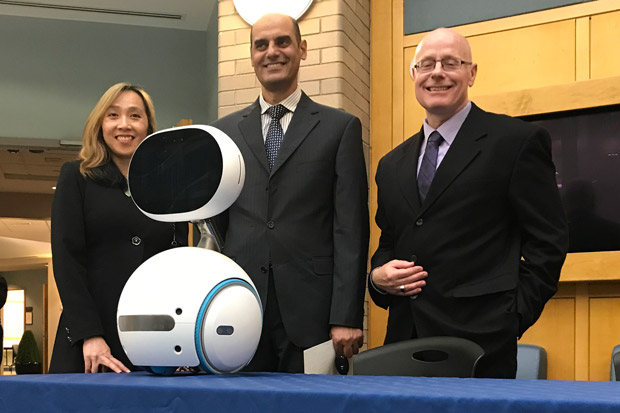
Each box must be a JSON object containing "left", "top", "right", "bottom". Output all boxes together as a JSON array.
[
  {"left": 212, "top": 14, "right": 368, "bottom": 373},
  {"left": 369, "top": 28, "right": 568, "bottom": 378}
]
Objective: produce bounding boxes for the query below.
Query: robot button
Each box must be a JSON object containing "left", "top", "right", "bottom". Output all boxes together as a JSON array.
[
  {"left": 267, "top": 221, "right": 275, "bottom": 229},
  {"left": 131, "top": 236, "right": 142, "bottom": 246}
]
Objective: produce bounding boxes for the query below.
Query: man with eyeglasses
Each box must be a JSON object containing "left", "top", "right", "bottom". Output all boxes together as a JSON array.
[{"left": 369, "top": 28, "right": 568, "bottom": 378}]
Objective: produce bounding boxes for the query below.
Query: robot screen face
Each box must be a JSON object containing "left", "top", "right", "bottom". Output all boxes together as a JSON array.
[{"left": 129, "top": 128, "right": 223, "bottom": 215}]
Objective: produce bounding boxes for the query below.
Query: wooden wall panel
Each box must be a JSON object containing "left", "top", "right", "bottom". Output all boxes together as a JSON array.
[
  {"left": 589, "top": 297, "right": 620, "bottom": 380},
  {"left": 591, "top": 10, "right": 620, "bottom": 79},
  {"left": 562, "top": 251, "right": 620, "bottom": 282},
  {"left": 368, "top": 0, "right": 395, "bottom": 349},
  {"left": 519, "top": 297, "right": 576, "bottom": 380},
  {"left": 468, "top": 21, "right": 576, "bottom": 95}
]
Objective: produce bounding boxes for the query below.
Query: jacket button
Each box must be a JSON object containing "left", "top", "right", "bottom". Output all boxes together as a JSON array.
[
  {"left": 415, "top": 219, "right": 424, "bottom": 227},
  {"left": 131, "top": 236, "right": 142, "bottom": 246},
  {"left": 411, "top": 294, "right": 418, "bottom": 300},
  {"left": 267, "top": 221, "right": 275, "bottom": 229},
  {"left": 260, "top": 266, "right": 268, "bottom": 273}
]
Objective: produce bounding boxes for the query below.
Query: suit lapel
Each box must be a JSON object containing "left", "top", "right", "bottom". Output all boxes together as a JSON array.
[
  {"left": 420, "top": 104, "right": 487, "bottom": 212},
  {"left": 271, "top": 93, "right": 319, "bottom": 176},
  {"left": 238, "top": 100, "right": 270, "bottom": 174},
  {"left": 398, "top": 129, "right": 424, "bottom": 212}
]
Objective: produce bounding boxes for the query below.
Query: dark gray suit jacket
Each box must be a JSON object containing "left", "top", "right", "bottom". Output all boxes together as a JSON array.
[
  {"left": 212, "top": 93, "right": 369, "bottom": 348},
  {"left": 370, "top": 103, "right": 568, "bottom": 377}
]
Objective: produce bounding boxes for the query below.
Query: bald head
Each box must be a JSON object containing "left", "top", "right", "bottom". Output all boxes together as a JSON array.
[
  {"left": 251, "top": 13, "right": 301, "bottom": 45},
  {"left": 414, "top": 28, "right": 473, "bottom": 63},
  {"left": 411, "top": 27, "right": 477, "bottom": 129}
]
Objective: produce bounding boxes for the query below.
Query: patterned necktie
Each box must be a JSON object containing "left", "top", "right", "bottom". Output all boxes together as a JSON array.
[
  {"left": 418, "top": 131, "right": 443, "bottom": 202},
  {"left": 265, "top": 104, "right": 288, "bottom": 169}
]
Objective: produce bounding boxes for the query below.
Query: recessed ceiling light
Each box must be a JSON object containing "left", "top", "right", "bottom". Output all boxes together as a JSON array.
[{"left": 232, "top": 0, "right": 313, "bottom": 25}]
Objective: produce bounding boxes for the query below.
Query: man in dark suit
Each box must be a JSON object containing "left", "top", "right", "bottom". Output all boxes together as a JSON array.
[
  {"left": 212, "top": 13, "right": 369, "bottom": 373},
  {"left": 369, "top": 28, "right": 568, "bottom": 378},
  {"left": 1, "top": 275, "right": 7, "bottom": 366}
]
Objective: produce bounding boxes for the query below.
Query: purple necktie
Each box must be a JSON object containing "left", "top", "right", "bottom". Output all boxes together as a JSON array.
[
  {"left": 418, "top": 131, "right": 443, "bottom": 202},
  {"left": 265, "top": 104, "right": 288, "bottom": 169}
]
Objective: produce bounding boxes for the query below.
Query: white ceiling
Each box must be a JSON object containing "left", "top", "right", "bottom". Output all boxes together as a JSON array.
[
  {"left": 0, "top": 218, "right": 51, "bottom": 243},
  {"left": 0, "top": 219, "right": 51, "bottom": 271},
  {"left": 0, "top": 0, "right": 220, "bottom": 247},
  {"left": 0, "top": 141, "right": 80, "bottom": 195}
]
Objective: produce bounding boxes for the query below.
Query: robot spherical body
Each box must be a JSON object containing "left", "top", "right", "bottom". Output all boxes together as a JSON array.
[
  {"left": 116, "top": 125, "right": 262, "bottom": 375},
  {"left": 117, "top": 247, "right": 262, "bottom": 374}
]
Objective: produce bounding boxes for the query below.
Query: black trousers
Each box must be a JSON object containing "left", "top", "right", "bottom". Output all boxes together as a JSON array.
[{"left": 243, "top": 270, "right": 304, "bottom": 373}]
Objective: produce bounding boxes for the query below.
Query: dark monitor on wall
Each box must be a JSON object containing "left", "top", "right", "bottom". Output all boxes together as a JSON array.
[{"left": 521, "top": 105, "right": 620, "bottom": 253}]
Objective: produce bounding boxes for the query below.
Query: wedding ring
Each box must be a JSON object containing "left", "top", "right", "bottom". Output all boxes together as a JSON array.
[{"left": 399, "top": 285, "right": 405, "bottom": 292}]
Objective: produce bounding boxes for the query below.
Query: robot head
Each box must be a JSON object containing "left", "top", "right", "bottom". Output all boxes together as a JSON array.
[{"left": 128, "top": 125, "right": 245, "bottom": 222}]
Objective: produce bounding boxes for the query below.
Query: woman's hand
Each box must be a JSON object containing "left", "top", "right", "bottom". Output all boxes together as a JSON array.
[{"left": 82, "top": 336, "right": 130, "bottom": 373}]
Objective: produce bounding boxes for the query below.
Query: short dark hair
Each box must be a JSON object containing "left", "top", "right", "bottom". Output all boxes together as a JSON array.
[{"left": 291, "top": 16, "right": 302, "bottom": 44}]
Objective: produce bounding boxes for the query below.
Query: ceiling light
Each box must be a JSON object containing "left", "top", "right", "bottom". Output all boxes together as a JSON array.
[{"left": 232, "top": 0, "right": 313, "bottom": 25}]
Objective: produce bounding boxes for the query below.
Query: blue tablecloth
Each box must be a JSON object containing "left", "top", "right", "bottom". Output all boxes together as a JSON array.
[{"left": 1, "top": 371, "right": 619, "bottom": 412}]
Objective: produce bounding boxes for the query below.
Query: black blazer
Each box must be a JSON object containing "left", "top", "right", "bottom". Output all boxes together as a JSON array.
[
  {"left": 49, "top": 160, "right": 187, "bottom": 373},
  {"left": 212, "top": 93, "right": 369, "bottom": 349},
  {"left": 0, "top": 275, "right": 6, "bottom": 362},
  {"left": 370, "top": 104, "right": 568, "bottom": 377},
  {"left": 0, "top": 275, "right": 6, "bottom": 310}
]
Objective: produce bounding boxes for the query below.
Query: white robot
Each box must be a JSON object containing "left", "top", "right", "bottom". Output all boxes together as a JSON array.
[{"left": 116, "top": 125, "right": 262, "bottom": 375}]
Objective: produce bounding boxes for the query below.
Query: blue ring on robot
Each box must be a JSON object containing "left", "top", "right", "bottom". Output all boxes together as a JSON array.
[{"left": 194, "top": 278, "right": 262, "bottom": 374}]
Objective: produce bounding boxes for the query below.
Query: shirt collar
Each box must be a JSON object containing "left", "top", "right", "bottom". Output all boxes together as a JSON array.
[
  {"left": 422, "top": 101, "right": 472, "bottom": 145},
  {"left": 259, "top": 87, "right": 302, "bottom": 115}
]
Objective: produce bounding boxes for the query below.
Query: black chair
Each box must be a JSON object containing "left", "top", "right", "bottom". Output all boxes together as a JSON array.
[
  {"left": 353, "top": 336, "right": 484, "bottom": 378},
  {"left": 516, "top": 343, "right": 547, "bottom": 379},
  {"left": 613, "top": 351, "right": 620, "bottom": 381},
  {"left": 611, "top": 344, "right": 620, "bottom": 381}
]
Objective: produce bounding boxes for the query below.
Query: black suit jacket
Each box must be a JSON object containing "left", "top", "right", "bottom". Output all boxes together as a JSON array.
[
  {"left": 0, "top": 275, "right": 6, "bottom": 310},
  {"left": 49, "top": 161, "right": 187, "bottom": 373},
  {"left": 0, "top": 275, "right": 6, "bottom": 363},
  {"left": 212, "top": 93, "right": 369, "bottom": 349},
  {"left": 370, "top": 104, "right": 568, "bottom": 377}
]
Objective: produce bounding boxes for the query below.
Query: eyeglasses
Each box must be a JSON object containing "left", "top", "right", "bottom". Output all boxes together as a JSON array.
[{"left": 413, "top": 58, "right": 472, "bottom": 73}]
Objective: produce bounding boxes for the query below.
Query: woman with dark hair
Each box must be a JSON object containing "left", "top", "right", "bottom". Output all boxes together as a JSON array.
[{"left": 49, "top": 83, "right": 187, "bottom": 373}]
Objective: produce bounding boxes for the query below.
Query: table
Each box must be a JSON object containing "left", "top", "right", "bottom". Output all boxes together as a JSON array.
[{"left": 0, "top": 372, "right": 619, "bottom": 412}]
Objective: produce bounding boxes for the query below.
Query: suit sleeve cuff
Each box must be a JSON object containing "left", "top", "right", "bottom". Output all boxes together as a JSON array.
[{"left": 369, "top": 269, "right": 388, "bottom": 295}]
